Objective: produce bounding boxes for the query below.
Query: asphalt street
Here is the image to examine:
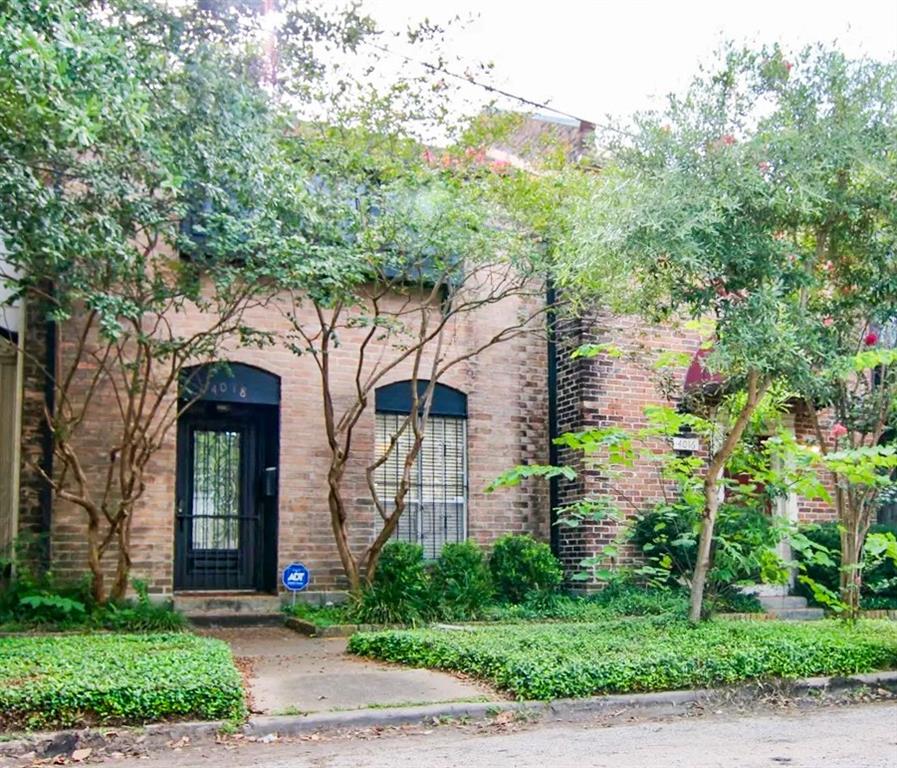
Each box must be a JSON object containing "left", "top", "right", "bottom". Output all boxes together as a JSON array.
[{"left": 98, "top": 701, "right": 897, "bottom": 768}]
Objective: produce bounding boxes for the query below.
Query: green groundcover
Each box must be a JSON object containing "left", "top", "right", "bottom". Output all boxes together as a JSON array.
[
  {"left": 0, "top": 632, "right": 245, "bottom": 729},
  {"left": 349, "top": 617, "right": 897, "bottom": 700}
]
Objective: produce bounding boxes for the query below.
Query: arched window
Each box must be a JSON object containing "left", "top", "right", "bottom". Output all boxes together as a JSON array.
[{"left": 374, "top": 381, "right": 468, "bottom": 559}]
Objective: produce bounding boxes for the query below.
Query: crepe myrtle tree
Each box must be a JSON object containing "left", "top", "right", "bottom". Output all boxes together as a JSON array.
[
  {"left": 267, "top": 124, "right": 555, "bottom": 593},
  {"left": 798, "top": 339, "right": 897, "bottom": 618},
  {"left": 494, "top": 45, "right": 897, "bottom": 621},
  {"left": 561, "top": 45, "right": 836, "bottom": 622},
  {"left": 771, "top": 48, "right": 897, "bottom": 618},
  {"left": 0, "top": 0, "right": 372, "bottom": 601},
  {"left": 493, "top": 46, "right": 851, "bottom": 621}
]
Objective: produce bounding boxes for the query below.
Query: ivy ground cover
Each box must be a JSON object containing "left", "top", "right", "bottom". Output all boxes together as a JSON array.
[
  {"left": 0, "top": 633, "right": 245, "bottom": 729},
  {"left": 348, "top": 617, "right": 897, "bottom": 700}
]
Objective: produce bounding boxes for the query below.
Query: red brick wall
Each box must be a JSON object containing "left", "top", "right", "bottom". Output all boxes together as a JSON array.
[
  {"left": 554, "top": 312, "right": 703, "bottom": 575},
  {"left": 792, "top": 405, "right": 838, "bottom": 524},
  {"left": 553, "top": 312, "right": 838, "bottom": 579}
]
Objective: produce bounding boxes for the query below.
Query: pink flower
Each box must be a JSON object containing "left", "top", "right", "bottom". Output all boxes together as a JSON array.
[
  {"left": 720, "top": 134, "right": 736, "bottom": 146},
  {"left": 758, "top": 160, "right": 771, "bottom": 172},
  {"left": 865, "top": 332, "right": 879, "bottom": 346},
  {"left": 830, "top": 423, "right": 848, "bottom": 440},
  {"left": 421, "top": 149, "right": 436, "bottom": 165},
  {"left": 822, "top": 317, "right": 834, "bottom": 327},
  {"left": 783, "top": 60, "right": 793, "bottom": 73}
]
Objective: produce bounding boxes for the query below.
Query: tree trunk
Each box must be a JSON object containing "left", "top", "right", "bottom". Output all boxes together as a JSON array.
[
  {"left": 688, "top": 371, "right": 770, "bottom": 623},
  {"left": 109, "top": 512, "right": 133, "bottom": 602},
  {"left": 363, "top": 492, "right": 408, "bottom": 587},
  {"left": 327, "top": 467, "right": 361, "bottom": 593},
  {"left": 86, "top": 513, "right": 106, "bottom": 604},
  {"left": 839, "top": 520, "right": 864, "bottom": 621},
  {"left": 689, "top": 473, "right": 720, "bottom": 622}
]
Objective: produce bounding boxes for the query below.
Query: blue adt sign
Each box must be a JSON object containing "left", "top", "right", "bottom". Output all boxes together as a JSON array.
[{"left": 282, "top": 562, "right": 310, "bottom": 592}]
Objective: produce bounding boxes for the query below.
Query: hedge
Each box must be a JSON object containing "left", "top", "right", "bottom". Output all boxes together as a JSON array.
[
  {"left": 348, "top": 617, "right": 897, "bottom": 700},
  {"left": 0, "top": 633, "right": 245, "bottom": 729}
]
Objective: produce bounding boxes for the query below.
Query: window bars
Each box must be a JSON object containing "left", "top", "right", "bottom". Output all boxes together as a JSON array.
[{"left": 374, "top": 412, "right": 468, "bottom": 559}]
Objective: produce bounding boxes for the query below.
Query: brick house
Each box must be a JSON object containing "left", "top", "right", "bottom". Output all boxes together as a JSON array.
[{"left": 1, "top": 116, "right": 847, "bottom": 605}]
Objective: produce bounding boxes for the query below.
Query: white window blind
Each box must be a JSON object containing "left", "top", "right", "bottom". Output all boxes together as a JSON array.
[{"left": 375, "top": 412, "right": 467, "bottom": 559}]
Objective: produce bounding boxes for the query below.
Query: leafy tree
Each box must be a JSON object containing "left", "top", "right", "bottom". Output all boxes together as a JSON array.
[
  {"left": 552, "top": 45, "right": 829, "bottom": 620},
  {"left": 1, "top": 0, "right": 568, "bottom": 599},
  {"left": 268, "top": 122, "right": 555, "bottom": 591},
  {"left": 677, "top": 46, "right": 897, "bottom": 619},
  {"left": 774, "top": 44, "right": 897, "bottom": 615},
  {"left": 555, "top": 45, "right": 897, "bottom": 620},
  {"left": 0, "top": 0, "right": 370, "bottom": 601}
]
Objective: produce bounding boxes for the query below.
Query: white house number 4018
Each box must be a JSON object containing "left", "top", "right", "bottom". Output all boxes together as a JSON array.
[{"left": 210, "top": 382, "right": 249, "bottom": 399}]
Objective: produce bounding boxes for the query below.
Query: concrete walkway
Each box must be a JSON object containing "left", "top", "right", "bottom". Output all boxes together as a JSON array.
[{"left": 201, "top": 626, "right": 497, "bottom": 715}]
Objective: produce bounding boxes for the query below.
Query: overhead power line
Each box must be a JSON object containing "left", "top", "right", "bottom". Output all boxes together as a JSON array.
[{"left": 362, "top": 39, "right": 600, "bottom": 128}]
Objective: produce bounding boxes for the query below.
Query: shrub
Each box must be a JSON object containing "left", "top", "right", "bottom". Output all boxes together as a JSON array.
[
  {"left": 0, "top": 633, "right": 245, "bottom": 729},
  {"left": 631, "top": 502, "right": 785, "bottom": 590},
  {"left": 100, "top": 580, "right": 187, "bottom": 632},
  {"left": 793, "top": 522, "right": 897, "bottom": 607},
  {"left": 349, "top": 617, "right": 897, "bottom": 700},
  {"left": 489, "top": 534, "right": 563, "bottom": 604},
  {"left": 483, "top": 585, "right": 690, "bottom": 622},
  {"left": 864, "top": 523, "right": 897, "bottom": 600},
  {"left": 590, "top": 582, "right": 691, "bottom": 616},
  {"left": 430, "top": 541, "right": 494, "bottom": 620},
  {"left": 0, "top": 569, "right": 185, "bottom": 632},
  {"left": 706, "top": 589, "right": 764, "bottom": 614},
  {"left": 863, "top": 595, "right": 897, "bottom": 611},
  {"left": 0, "top": 544, "right": 95, "bottom": 628},
  {"left": 350, "top": 541, "right": 431, "bottom": 625},
  {"left": 630, "top": 502, "right": 698, "bottom": 584},
  {"left": 283, "top": 600, "right": 350, "bottom": 627}
]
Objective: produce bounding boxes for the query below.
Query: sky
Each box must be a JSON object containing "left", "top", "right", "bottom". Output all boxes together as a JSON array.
[{"left": 359, "top": 0, "right": 897, "bottom": 125}]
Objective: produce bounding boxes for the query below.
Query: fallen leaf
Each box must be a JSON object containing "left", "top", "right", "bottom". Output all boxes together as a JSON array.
[{"left": 71, "top": 748, "right": 93, "bottom": 762}]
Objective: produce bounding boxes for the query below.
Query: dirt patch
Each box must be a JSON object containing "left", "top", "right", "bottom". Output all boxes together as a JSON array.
[{"left": 232, "top": 657, "right": 257, "bottom": 714}]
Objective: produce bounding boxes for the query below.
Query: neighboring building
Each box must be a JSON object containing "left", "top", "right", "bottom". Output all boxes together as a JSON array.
[
  {"left": 0, "top": 251, "right": 24, "bottom": 571},
  {"left": 10, "top": 116, "right": 579, "bottom": 601},
  {"left": 29, "top": 273, "right": 550, "bottom": 600}
]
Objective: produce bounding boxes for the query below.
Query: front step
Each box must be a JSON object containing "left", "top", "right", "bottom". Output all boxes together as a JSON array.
[
  {"left": 756, "top": 595, "right": 812, "bottom": 611},
  {"left": 768, "top": 607, "right": 826, "bottom": 621},
  {"left": 173, "top": 593, "right": 283, "bottom": 626},
  {"left": 755, "top": 594, "right": 825, "bottom": 621}
]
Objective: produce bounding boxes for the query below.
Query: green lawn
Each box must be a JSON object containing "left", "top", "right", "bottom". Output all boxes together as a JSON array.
[
  {"left": 0, "top": 633, "right": 245, "bottom": 729},
  {"left": 348, "top": 617, "right": 897, "bottom": 700}
]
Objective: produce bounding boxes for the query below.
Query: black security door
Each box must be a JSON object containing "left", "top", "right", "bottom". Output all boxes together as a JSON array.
[{"left": 175, "top": 409, "right": 259, "bottom": 590}]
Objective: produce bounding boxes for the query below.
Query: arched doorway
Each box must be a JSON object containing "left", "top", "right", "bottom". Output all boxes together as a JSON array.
[{"left": 175, "top": 363, "right": 280, "bottom": 592}]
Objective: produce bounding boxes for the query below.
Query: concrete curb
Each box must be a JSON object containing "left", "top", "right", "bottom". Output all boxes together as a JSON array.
[
  {"left": 2, "top": 670, "right": 896, "bottom": 761},
  {"left": 283, "top": 616, "right": 407, "bottom": 638},
  {"left": 244, "top": 687, "right": 709, "bottom": 738},
  {"left": 242, "top": 670, "right": 897, "bottom": 737}
]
